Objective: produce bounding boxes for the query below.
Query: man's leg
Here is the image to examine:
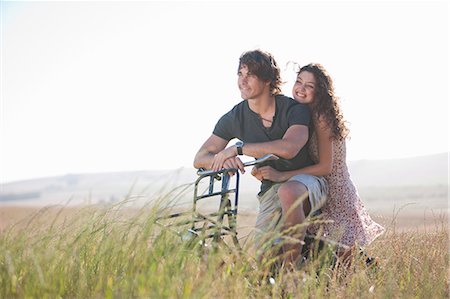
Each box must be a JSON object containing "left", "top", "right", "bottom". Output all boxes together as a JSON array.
[
  {"left": 254, "top": 184, "right": 283, "bottom": 260},
  {"left": 277, "top": 181, "right": 311, "bottom": 265}
]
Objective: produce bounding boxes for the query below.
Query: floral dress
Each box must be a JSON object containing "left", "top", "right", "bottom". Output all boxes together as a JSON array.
[{"left": 307, "top": 133, "right": 385, "bottom": 247}]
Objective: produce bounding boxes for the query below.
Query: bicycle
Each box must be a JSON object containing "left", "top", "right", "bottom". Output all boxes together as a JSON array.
[{"left": 155, "top": 154, "right": 280, "bottom": 252}]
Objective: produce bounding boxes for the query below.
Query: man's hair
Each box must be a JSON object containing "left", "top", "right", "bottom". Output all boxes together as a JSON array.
[{"left": 238, "top": 49, "right": 283, "bottom": 95}]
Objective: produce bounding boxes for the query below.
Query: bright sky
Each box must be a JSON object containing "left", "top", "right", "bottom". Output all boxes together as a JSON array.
[{"left": 1, "top": 0, "right": 448, "bottom": 183}]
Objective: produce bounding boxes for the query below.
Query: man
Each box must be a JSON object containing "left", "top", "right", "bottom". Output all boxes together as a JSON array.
[{"left": 193, "top": 49, "right": 327, "bottom": 265}]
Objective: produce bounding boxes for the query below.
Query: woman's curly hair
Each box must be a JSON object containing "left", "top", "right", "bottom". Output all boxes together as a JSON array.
[{"left": 298, "top": 63, "right": 349, "bottom": 140}]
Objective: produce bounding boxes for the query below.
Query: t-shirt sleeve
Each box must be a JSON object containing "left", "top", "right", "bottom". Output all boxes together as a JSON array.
[
  {"left": 288, "top": 103, "right": 311, "bottom": 127},
  {"left": 213, "top": 110, "right": 235, "bottom": 141}
]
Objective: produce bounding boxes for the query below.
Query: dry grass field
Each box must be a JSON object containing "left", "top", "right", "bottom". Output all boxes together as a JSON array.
[
  {"left": 1, "top": 204, "right": 446, "bottom": 234},
  {"left": 0, "top": 201, "right": 448, "bottom": 298}
]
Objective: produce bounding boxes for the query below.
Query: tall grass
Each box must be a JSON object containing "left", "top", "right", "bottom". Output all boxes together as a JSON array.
[{"left": 0, "top": 198, "right": 448, "bottom": 298}]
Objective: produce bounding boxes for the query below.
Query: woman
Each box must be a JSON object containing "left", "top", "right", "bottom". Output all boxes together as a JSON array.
[{"left": 252, "top": 63, "right": 385, "bottom": 257}]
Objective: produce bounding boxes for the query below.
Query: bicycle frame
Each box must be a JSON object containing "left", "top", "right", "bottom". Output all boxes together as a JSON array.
[
  {"left": 155, "top": 154, "right": 280, "bottom": 250},
  {"left": 191, "top": 168, "right": 240, "bottom": 248}
]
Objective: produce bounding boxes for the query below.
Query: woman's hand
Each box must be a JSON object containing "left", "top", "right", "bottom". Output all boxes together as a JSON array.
[
  {"left": 251, "top": 167, "right": 263, "bottom": 181},
  {"left": 255, "top": 166, "right": 289, "bottom": 182}
]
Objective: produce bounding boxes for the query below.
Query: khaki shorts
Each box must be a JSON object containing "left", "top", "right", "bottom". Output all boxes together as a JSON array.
[{"left": 254, "top": 174, "right": 328, "bottom": 245}]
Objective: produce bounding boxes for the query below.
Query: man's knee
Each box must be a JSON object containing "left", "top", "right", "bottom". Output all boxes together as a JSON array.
[
  {"left": 278, "top": 181, "right": 310, "bottom": 216},
  {"left": 278, "top": 181, "right": 308, "bottom": 202}
]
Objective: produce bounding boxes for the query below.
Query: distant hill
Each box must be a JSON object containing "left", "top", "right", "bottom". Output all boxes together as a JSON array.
[
  {"left": 348, "top": 152, "right": 448, "bottom": 187},
  {"left": 1, "top": 153, "right": 448, "bottom": 213},
  {"left": 0, "top": 169, "right": 194, "bottom": 206}
]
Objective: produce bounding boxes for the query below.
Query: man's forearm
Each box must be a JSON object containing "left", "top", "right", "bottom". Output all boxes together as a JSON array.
[
  {"left": 241, "top": 124, "right": 308, "bottom": 159},
  {"left": 193, "top": 134, "right": 229, "bottom": 170},
  {"left": 193, "top": 149, "right": 214, "bottom": 170},
  {"left": 242, "top": 139, "right": 304, "bottom": 160}
]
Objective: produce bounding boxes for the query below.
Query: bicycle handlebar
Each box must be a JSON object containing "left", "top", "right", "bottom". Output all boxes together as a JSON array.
[{"left": 197, "top": 154, "right": 279, "bottom": 176}]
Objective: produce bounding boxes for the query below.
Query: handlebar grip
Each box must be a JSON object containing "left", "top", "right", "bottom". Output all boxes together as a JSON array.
[{"left": 196, "top": 154, "right": 280, "bottom": 176}]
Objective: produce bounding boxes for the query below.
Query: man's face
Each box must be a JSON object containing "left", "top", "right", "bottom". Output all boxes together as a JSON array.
[{"left": 237, "top": 65, "right": 269, "bottom": 100}]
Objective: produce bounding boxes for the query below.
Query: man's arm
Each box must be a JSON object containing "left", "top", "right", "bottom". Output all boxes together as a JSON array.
[
  {"left": 242, "top": 124, "right": 308, "bottom": 159},
  {"left": 193, "top": 134, "right": 230, "bottom": 170},
  {"left": 211, "top": 124, "right": 309, "bottom": 171}
]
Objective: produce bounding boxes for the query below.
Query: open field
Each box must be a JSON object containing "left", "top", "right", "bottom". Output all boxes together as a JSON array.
[
  {"left": 0, "top": 153, "right": 448, "bottom": 297},
  {"left": 0, "top": 202, "right": 448, "bottom": 298},
  {"left": 1, "top": 202, "right": 448, "bottom": 235}
]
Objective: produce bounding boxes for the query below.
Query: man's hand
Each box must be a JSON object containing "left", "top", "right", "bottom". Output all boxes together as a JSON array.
[
  {"left": 223, "top": 156, "right": 245, "bottom": 175},
  {"left": 211, "top": 146, "right": 245, "bottom": 173}
]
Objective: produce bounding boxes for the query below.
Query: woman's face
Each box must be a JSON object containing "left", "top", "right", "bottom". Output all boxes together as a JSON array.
[{"left": 292, "top": 71, "right": 316, "bottom": 104}]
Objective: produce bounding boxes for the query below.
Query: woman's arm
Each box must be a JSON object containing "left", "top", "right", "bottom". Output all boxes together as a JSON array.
[{"left": 252, "top": 117, "right": 334, "bottom": 182}]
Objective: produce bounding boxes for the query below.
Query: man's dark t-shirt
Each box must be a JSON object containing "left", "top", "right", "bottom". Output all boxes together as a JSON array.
[{"left": 213, "top": 94, "right": 314, "bottom": 195}]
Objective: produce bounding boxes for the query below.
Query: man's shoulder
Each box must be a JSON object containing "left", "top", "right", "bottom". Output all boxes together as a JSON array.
[
  {"left": 275, "top": 94, "right": 295, "bottom": 104},
  {"left": 224, "top": 100, "right": 247, "bottom": 117},
  {"left": 275, "top": 94, "right": 308, "bottom": 111},
  {"left": 214, "top": 100, "right": 248, "bottom": 141},
  {"left": 275, "top": 94, "right": 311, "bottom": 126},
  {"left": 217, "top": 100, "right": 247, "bottom": 125}
]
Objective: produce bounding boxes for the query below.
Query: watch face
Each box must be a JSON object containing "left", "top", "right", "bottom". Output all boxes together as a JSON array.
[{"left": 236, "top": 141, "right": 244, "bottom": 155}]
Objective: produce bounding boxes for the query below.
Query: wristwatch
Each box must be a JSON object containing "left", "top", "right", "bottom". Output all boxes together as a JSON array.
[{"left": 235, "top": 141, "right": 244, "bottom": 155}]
